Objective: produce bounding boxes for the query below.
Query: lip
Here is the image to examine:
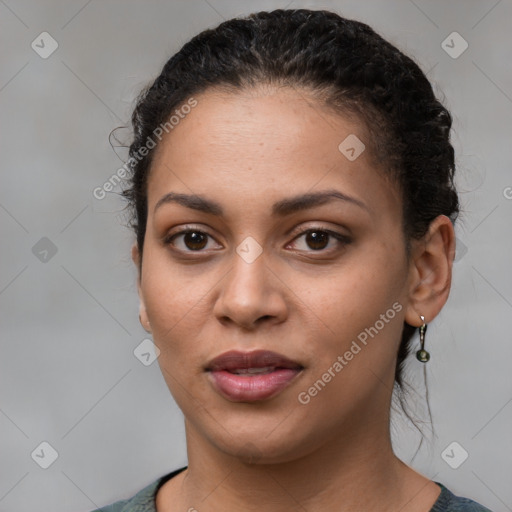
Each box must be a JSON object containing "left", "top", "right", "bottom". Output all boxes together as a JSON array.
[{"left": 206, "top": 350, "right": 304, "bottom": 402}]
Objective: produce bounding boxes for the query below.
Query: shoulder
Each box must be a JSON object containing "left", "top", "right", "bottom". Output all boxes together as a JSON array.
[
  {"left": 89, "top": 467, "right": 187, "bottom": 512},
  {"left": 431, "top": 482, "right": 494, "bottom": 512}
]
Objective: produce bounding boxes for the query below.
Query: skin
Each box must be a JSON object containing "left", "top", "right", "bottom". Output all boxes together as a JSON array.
[{"left": 132, "top": 85, "right": 455, "bottom": 512}]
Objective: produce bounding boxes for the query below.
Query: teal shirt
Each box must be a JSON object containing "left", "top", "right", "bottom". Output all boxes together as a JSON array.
[{"left": 91, "top": 467, "right": 494, "bottom": 512}]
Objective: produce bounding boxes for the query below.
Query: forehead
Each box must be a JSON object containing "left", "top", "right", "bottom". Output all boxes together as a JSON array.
[
  {"left": 153, "top": 85, "right": 366, "bottom": 166},
  {"left": 147, "top": 86, "right": 400, "bottom": 221}
]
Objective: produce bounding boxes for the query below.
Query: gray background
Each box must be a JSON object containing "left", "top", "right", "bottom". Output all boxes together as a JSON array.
[{"left": 1, "top": 1, "right": 511, "bottom": 511}]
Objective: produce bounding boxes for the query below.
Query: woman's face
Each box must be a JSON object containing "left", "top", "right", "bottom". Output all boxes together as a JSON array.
[{"left": 136, "top": 86, "right": 415, "bottom": 462}]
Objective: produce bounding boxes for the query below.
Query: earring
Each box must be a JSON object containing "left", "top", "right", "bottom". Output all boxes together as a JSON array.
[{"left": 416, "top": 315, "right": 430, "bottom": 362}]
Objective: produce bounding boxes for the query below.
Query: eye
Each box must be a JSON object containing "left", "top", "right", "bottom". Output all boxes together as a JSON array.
[
  {"left": 164, "top": 228, "right": 220, "bottom": 252},
  {"left": 163, "top": 226, "right": 351, "bottom": 255},
  {"left": 287, "top": 227, "right": 351, "bottom": 253}
]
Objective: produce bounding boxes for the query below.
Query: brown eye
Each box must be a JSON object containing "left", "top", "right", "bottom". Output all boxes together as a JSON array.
[
  {"left": 288, "top": 228, "right": 351, "bottom": 253},
  {"left": 304, "top": 230, "right": 329, "bottom": 250},
  {"left": 165, "top": 229, "right": 216, "bottom": 252},
  {"left": 182, "top": 231, "right": 208, "bottom": 250}
]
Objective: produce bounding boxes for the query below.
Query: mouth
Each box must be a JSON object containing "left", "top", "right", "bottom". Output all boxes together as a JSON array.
[{"left": 205, "top": 350, "right": 304, "bottom": 402}]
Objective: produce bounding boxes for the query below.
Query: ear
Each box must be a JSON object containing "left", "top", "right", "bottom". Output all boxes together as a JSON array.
[
  {"left": 131, "top": 244, "right": 151, "bottom": 333},
  {"left": 404, "top": 215, "right": 456, "bottom": 327}
]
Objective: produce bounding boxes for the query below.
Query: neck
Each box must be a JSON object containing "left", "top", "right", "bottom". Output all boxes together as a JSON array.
[{"left": 168, "top": 415, "right": 424, "bottom": 512}]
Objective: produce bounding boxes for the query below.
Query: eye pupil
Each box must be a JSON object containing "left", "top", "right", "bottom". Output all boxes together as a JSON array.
[
  {"left": 306, "top": 231, "right": 329, "bottom": 250},
  {"left": 185, "top": 231, "right": 207, "bottom": 250}
]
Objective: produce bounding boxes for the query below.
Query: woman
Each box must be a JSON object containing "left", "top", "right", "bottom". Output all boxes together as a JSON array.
[{"left": 94, "top": 9, "right": 493, "bottom": 512}]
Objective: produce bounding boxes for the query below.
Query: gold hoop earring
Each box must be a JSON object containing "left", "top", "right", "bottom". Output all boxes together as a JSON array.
[{"left": 416, "top": 315, "right": 430, "bottom": 363}]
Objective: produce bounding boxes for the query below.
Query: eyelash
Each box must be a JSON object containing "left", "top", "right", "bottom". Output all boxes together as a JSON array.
[{"left": 163, "top": 225, "right": 352, "bottom": 255}]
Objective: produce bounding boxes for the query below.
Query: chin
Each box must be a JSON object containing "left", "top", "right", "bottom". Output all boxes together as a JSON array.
[{"left": 199, "top": 412, "right": 322, "bottom": 465}]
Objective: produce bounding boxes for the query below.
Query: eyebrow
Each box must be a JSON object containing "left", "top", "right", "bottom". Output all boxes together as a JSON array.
[{"left": 153, "top": 189, "right": 370, "bottom": 217}]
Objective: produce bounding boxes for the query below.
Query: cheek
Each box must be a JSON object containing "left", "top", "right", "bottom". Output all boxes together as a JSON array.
[
  {"left": 300, "top": 249, "right": 406, "bottom": 373},
  {"left": 293, "top": 279, "right": 405, "bottom": 425},
  {"left": 141, "top": 262, "right": 209, "bottom": 408},
  {"left": 141, "top": 245, "right": 198, "bottom": 322},
  {"left": 140, "top": 249, "right": 200, "bottom": 364}
]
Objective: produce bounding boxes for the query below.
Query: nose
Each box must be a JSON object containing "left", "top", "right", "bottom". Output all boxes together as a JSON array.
[{"left": 213, "top": 248, "right": 288, "bottom": 331}]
